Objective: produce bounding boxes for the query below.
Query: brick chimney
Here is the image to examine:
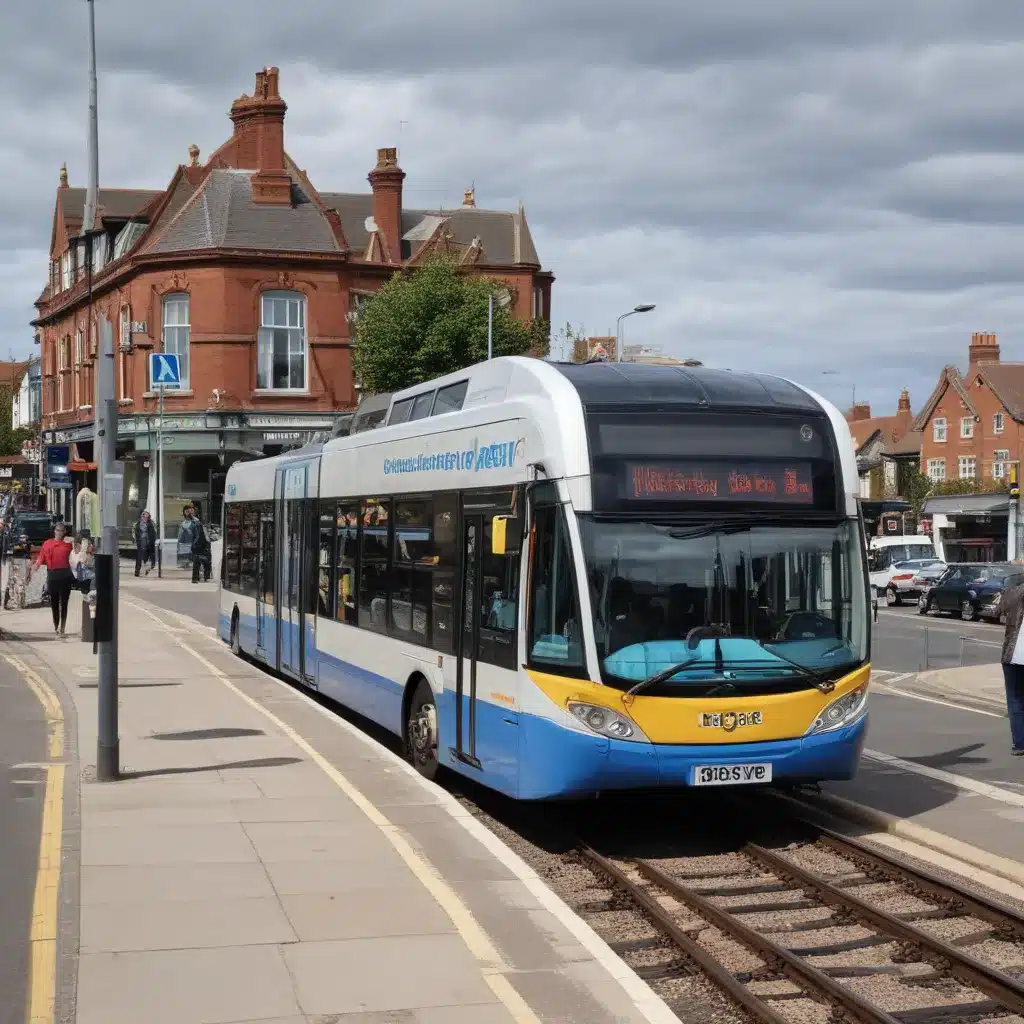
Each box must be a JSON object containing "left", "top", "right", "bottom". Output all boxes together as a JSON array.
[
  {"left": 850, "top": 402, "right": 872, "bottom": 422},
  {"left": 968, "top": 332, "right": 1000, "bottom": 368},
  {"left": 229, "top": 67, "right": 291, "bottom": 205},
  {"left": 368, "top": 148, "right": 406, "bottom": 263}
]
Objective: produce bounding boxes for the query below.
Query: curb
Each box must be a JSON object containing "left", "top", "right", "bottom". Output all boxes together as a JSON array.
[{"left": 773, "top": 788, "right": 1024, "bottom": 887}]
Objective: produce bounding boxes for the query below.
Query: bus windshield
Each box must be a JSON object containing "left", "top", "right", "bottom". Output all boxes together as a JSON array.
[{"left": 578, "top": 516, "right": 868, "bottom": 693}]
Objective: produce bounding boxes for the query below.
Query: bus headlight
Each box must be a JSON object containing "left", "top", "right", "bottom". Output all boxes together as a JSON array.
[
  {"left": 805, "top": 687, "right": 867, "bottom": 736},
  {"left": 567, "top": 702, "right": 647, "bottom": 741}
]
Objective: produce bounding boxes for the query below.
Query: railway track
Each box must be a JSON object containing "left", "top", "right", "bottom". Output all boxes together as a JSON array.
[{"left": 575, "top": 825, "right": 1024, "bottom": 1024}]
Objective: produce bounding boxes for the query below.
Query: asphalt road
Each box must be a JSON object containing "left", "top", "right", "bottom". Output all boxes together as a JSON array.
[
  {"left": 0, "top": 660, "right": 47, "bottom": 1024},
  {"left": 872, "top": 605, "right": 1003, "bottom": 674}
]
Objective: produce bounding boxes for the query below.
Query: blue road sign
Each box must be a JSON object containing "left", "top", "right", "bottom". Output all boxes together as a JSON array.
[{"left": 150, "top": 352, "right": 182, "bottom": 389}]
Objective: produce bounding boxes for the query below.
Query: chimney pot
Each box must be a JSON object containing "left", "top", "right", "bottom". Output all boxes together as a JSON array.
[
  {"left": 463, "top": 186, "right": 476, "bottom": 208},
  {"left": 850, "top": 402, "right": 872, "bottom": 422},
  {"left": 59, "top": 163, "right": 68, "bottom": 188},
  {"left": 968, "top": 331, "right": 1000, "bottom": 366}
]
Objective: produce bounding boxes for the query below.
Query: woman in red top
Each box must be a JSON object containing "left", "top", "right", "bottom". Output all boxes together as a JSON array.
[{"left": 34, "top": 521, "right": 74, "bottom": 634}]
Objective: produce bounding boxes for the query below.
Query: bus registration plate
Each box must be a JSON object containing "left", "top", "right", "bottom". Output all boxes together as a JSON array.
[{"left": 692, "top": 763, "right": 772, "bottom": 786}]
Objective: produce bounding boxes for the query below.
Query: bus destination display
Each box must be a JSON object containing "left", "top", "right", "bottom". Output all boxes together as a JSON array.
[{"left": 628, "top": 461, "right": 814, "bottom": 504}]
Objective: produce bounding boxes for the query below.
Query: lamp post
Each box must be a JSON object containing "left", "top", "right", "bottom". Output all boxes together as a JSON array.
[
  {"left": 820, "top": 371, "right": 856, "bottom": 411},
  {"left": 487, "top": 288, "right": 512, "bottom": 360},
  {"left": 615, "top": 304, "right": 656, "bottom": 363}
]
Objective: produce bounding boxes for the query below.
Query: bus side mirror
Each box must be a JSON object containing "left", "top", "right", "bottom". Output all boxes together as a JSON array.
[{"left": 491, "top": 515, "right": 521, "bottom": 556}]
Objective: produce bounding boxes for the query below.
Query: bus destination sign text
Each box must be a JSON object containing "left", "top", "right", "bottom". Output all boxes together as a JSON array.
[{"left": 628, "top": 462, "right": 814, "bottom": 504}]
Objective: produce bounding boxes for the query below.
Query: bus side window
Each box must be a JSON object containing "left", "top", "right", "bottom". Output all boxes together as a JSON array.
[
  {"left": 477, "top": 515, "right": 520, "bottom": 670},
  {"left": 335, "top": 504, "right": 358, "bottom": 626},
  {"left": 318, "top": 507, "right": 335, "bottom": 618},
  {"left": 359, "top": 499, "right": 390, "bottom": 632},
  {"left": 527, "top": 499, "right": 585, "bottom": 675},
  {"left": 223, "top": 504, "right": 242, "bottom": 591}
]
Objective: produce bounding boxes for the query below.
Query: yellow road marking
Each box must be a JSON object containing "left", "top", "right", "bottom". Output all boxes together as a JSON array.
[
  {"left": 134, "top": 604, "right": 541, "bottom": 1024},
  {"left": 3, "top": 654, "right": 65, "bottom": 1024}
]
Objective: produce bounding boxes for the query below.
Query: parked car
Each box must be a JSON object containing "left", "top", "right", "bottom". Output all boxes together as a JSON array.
[
  {"left": 919, "top": 562, "right": 1024, "bottom": 623},
  {"left": 2, "top": 510, "right": 55, "bottom": 556},
  {"left": 909, "top": 561, "right": 951, "bottom": 607},
  {"left": 883, "top": 559, "right": 946, "bottom": 605}
]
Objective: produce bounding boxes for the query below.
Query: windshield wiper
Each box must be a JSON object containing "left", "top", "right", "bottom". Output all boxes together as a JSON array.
[{"left": 754, "top": 641, "right": 839, "bottom": 692}]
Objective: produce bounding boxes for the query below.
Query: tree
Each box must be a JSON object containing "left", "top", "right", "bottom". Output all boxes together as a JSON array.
[
  {"left": 0, "top": 383, "right": 34, "bottom": 457},
  {"left": 354, "top": 257, "right": 550, "bottom": 394},
  {"left": 901, "top": 469, "right": 933, "bottom": 522}
]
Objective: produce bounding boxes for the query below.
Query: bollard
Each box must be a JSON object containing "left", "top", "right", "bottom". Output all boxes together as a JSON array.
[{"left": 960, "top": 635, "right": 965, "bottom": 668}]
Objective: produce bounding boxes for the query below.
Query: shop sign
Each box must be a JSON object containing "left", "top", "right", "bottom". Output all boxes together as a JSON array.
[
  {"left": 264, "top": 431, "right": 306, "bottom": 442},
  {"left": 0, "top": 467, "right": 12, "bottom": 478}
]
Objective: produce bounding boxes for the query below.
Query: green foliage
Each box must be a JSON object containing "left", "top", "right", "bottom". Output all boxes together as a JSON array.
[
  {"left": 0, "top": 383, "right": 34, "bottom": 457},
  {"left": 354, "top": 257, "right": 549, "bottom": 394},
  {"left": 900, "top": 469, "right": 934, "bottom": 519},
  {"left": 930, "top": 477, "right": 1009, "bottom": 497}
]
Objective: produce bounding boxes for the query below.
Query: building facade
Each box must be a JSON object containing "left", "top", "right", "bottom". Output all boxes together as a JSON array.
[
  {"left": 846, "top": 391, "right": 916, "bottom": 500},
  {"left": 12, "top": 356, "right": 41, "bottom": 431},
  {"left": 33, "top": 66, "right": 554, "bottom": 539}
]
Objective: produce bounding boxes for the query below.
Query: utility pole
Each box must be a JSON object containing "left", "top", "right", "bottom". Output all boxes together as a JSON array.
[
  {"left": 86, "top": 0, "right": 119, "bottom": 781},
  {"left": 156, "top": 385, "right": 165, "bottom": 577},
  {"left": 487, "top": 294, "right": 493, "bottom": 360}
]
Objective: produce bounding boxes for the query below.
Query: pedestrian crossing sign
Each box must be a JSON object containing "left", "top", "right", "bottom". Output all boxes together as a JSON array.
[{"left": 150, "top": 353, "right": 182, "bottom": 390}]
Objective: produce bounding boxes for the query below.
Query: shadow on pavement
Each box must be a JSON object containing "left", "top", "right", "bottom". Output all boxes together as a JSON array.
[
  {"left": 119, "top": 755, "right": 301, "bottom": 780},
  {"left": 907, "top": 742, "right": 989, "bottom": 770},
  {"left": 151, "top": 727, "right": 265, "bottom": 741}
]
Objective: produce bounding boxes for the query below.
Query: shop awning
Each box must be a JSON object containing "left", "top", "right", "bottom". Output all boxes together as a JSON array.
[
  {"left": 68, "top": 460, "right": 97, "bottom": 472},
  {"left": 922, "top": 493, "right": 1010, "bottom": 516}
]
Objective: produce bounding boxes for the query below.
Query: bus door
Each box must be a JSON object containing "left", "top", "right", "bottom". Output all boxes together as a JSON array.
[
  {"left": 276, "top": 463, "right": 314, "bottom": 684},
  {"left": 454, "top": 490, "right": 523, "bottom": 788},
  {"left": 256, "top": 504, "right": 275, "bottom": 657}
]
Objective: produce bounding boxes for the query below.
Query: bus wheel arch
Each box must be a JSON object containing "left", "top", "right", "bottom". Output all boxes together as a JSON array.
[
  {"left": 230, "top": 607, "right": 241, "bottom": 656},
  {"left": 404, "top": 674, "right": 440, "bottom": 780}
]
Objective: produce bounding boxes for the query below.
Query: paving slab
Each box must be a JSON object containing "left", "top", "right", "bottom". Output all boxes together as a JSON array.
[{"left": 0, "top": 594, "right": 667, "bottom": 1024}]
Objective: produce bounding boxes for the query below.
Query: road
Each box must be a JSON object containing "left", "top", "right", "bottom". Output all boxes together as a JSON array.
[
  {"left": 872, "top": 605, "right": 1002, "bottom": 674},
  {"left": 0, "top": 659, "right": 47, "bottom": 1024}
]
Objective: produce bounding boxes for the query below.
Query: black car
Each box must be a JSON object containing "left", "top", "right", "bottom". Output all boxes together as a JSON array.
[
  {"left": 920, "top": 562, "right": 1024, "bottom": 623},
  {"left": 3, "top": 511, "right": 56, "bottom": 554}
]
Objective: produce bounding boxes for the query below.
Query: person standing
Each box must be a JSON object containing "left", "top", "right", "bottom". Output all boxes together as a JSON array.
[
  {"left": 998, "top": 577, "right": 1024, "bottom": 756},
  {"left": 133, "top": 510, "right": 157, "bottom": 576},
  {"left": 190, "top": 510, "right": 212, "bottom": 584},
  {"left": 33, "top": 521, "right": 74, "bottom": 635},
  {"left": 177, "top": 506, "right": 197, "bottom": 570},
  {"left": 70, "top": 534, "right": 95, "bottom": 595}
]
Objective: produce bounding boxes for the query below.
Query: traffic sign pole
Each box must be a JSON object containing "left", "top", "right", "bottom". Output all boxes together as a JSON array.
[{"left": 148, "top": 353, "right": 182, "bottom": 577}]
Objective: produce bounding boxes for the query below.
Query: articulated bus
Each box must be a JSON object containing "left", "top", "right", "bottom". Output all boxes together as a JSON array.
[{"left": 219, "top": 357, "right": 870, "bottom": 799}]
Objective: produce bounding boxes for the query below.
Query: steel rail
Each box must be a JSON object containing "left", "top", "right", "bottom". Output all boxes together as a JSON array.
[
  {"left": 578, "top": 846, "right": 793, "bottom": 1024},
  {"left": 813, "top": 826, "right": 1024, "bottom": 941},
  {"left": 632, "top": 857, "right": 903, "bottom": 1024},
  {"left": 745, "top": 842, "right": 1024, "bottom": 1016}
]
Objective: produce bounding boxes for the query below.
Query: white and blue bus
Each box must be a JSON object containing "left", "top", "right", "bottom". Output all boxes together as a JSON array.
[{"left": 219, "top": 357, "right": 870, "bottom": 799}]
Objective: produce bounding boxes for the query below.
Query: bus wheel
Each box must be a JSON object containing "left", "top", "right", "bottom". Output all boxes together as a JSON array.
[
  {"left": 230, "top": 610, "right": 241, "bottom": 656},
  {"left": 407, "top": 680, "right": 439, "bottom": 780}
]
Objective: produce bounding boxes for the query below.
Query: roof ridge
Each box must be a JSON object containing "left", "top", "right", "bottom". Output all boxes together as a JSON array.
[{"left": 138, "top": 171, "right": 209, "bottom": 253}]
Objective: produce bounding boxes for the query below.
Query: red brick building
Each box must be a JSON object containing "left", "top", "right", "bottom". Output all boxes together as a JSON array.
[
  {"left": 914, "top": 333, "right": 1024, "bottom": 487},
  {"left": 32, "top": 66, "right": 553, "bottom": 534}
]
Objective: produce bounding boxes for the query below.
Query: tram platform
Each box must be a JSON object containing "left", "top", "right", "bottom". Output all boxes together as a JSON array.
[{"left": 0, "top": 594, "right": 677, "bottom": 1024}]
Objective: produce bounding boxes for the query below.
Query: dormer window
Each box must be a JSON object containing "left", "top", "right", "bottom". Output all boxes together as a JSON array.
[{"left": 113, "top": 221, "right": 146, "bottom": 260}]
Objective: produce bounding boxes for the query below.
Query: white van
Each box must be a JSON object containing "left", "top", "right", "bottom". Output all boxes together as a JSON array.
[{"left": 868, "top": 534, "right": 938, "bottom": 595}]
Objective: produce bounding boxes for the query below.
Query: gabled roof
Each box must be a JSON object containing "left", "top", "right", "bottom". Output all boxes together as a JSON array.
[
  {"left": 60, "top": 187, "right": 162, "bottom": 231},
  {"left": 883, "top": 429, "right": 923, "bottom": 457},
  {"left": 318, "top": 192, "right": 540, "bottom": 266},
  {"left": 912, "top": 366, "right": 978, "bottom": 430},
  {"left": 143, "top": 170, "right": 342, "bottom": 255},
  {"left": 974, "top": 364, "right": 1024, "bottom": 423}
]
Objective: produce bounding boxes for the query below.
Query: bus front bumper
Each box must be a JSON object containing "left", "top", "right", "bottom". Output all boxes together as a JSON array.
[{"left": 517, "top": 713, "right": 867, "bottom": 800}]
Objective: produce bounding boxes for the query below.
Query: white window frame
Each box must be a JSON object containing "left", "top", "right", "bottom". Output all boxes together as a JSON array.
[
  {"left": 60, "top": 251, "right": 72, "bottom": 291},
  {"left": 57, "top": 336, "right": 69, "bottom": 412},
  {"left": 926, "top": 458, "right": 945, "bottom": 482},
  {"left": 119, "top": 307, "right": 131, "bottom": 401},
  {"left": 993, "top": 450, "right": 1010, "bottom": 480},
  {"left": 933, "top": 417, "right": 947, "bottom": 442},
  {"left": 994, "top": 412, "right": 1005, "bottom": 435},
  {"left": 257, "top": 290, "right": 308, "bottom": 393},
  {"left": 161, "top": 293, "right": 191, "bottom": 390},
  {"left": 74, "top": 328, "right": 84, "bottom": 409},
  {"left": 960, "top": 416, "right": 974, "bottom": 439},
  {"left": 958, "top": 455, "right": 977, "bottom": 480}
]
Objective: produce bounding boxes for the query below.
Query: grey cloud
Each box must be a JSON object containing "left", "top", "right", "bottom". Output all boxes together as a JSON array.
[{"left": 4, "top": 0, "right": 1024, "bottom": 421}]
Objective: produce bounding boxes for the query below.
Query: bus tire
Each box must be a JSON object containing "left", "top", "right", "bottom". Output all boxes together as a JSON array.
[
  {"left": 406, "top": 678, "right": 440, "bottom": 781},
  {"left": 230, "top": 609, "right": 241, "bottom": 656}
]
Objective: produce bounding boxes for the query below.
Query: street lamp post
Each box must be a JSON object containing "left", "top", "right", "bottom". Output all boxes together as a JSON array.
[{"left": 615, "top": 304, "right": 656, "bottom": 363}]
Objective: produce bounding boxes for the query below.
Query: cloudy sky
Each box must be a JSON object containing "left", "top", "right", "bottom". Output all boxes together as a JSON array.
[{"left": 4, "top": 0, "right": 1024, "bottom": 416}]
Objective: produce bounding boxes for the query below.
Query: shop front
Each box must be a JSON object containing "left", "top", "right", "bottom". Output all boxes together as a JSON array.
[{"left": 922, "top": 494, "right": 1010, "bottom": 564}]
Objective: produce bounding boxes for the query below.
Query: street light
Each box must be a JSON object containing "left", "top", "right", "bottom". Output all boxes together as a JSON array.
[
  {"left": 615, "top": 304, "right": 656, "bottom": 363},
  {"left": 820, "top": 370, "right": 856, "bottom": 411}
]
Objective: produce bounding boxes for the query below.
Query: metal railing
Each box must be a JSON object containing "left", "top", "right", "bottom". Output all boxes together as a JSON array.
[{"left": 917, "top": 626, "right": 1002, "bottom": 671}]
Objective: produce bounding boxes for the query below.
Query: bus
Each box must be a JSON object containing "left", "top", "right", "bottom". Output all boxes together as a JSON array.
[{"left": 219, "top": 357, "right": 870, "bottom": 800}]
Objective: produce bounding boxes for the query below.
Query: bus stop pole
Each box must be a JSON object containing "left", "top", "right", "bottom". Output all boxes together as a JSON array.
[{"left": 156, "top": 384, "right": 164, "bottom": 577}]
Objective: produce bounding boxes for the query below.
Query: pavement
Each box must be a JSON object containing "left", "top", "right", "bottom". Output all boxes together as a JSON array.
[{"left": 0, "top": 572, "right": 676, "bottom": 1024}]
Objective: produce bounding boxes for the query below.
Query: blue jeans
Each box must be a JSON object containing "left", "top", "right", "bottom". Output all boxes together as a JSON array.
[{"left": 1001, "top": 663, "right": 1024, "bottom": 751}]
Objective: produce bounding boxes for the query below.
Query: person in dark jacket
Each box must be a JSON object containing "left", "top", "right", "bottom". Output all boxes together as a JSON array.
[
  {"left": 134, "top": 510, "right": 157, "bottom": 576},
  {"left": 191, "top": 510, "right": 212, "bottom": 583},
  {"left": 998, "top": 578, "right": 1024, "bottom": 756}
]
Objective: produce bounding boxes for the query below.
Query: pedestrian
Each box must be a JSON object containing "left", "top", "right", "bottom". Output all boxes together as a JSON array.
[
  {"left": 33, "top": 521, "right": 74, "bottom": 635},
  {"left": 70, "top": 533, "right": 95, "bottom": 596},
  {"left": 133, "top": 510, "right": 157, "bottom": 576},
  {"left": 177, "top": 506, "right": 197, "bottom": 570},
  {"left": 190, "top": 509, "right": 212, "bottom": 584},
  {"left": 998, "top": 575, "right": 1024, "bottom": 756}
]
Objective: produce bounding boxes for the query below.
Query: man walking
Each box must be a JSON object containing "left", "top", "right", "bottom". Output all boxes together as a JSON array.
[
  {"left": 191, "top": 510, "right": 212, "bottom": 584},
  {"left": 134, "top": 510, "right": 157, "bottom": 576}
]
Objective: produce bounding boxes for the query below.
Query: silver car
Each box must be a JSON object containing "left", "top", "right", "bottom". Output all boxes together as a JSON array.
[{"left": 884, "top": 559, "right": 946, "bottom": 606}]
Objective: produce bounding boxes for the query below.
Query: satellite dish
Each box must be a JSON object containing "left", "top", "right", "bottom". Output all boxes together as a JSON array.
[{"left": 364, "top": 216, "right": 378, "bottom": 233}]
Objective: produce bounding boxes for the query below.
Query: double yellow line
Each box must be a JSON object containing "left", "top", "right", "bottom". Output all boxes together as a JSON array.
[{"left": 4, "top": 654, "right": 65, "bottom": 1024}]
